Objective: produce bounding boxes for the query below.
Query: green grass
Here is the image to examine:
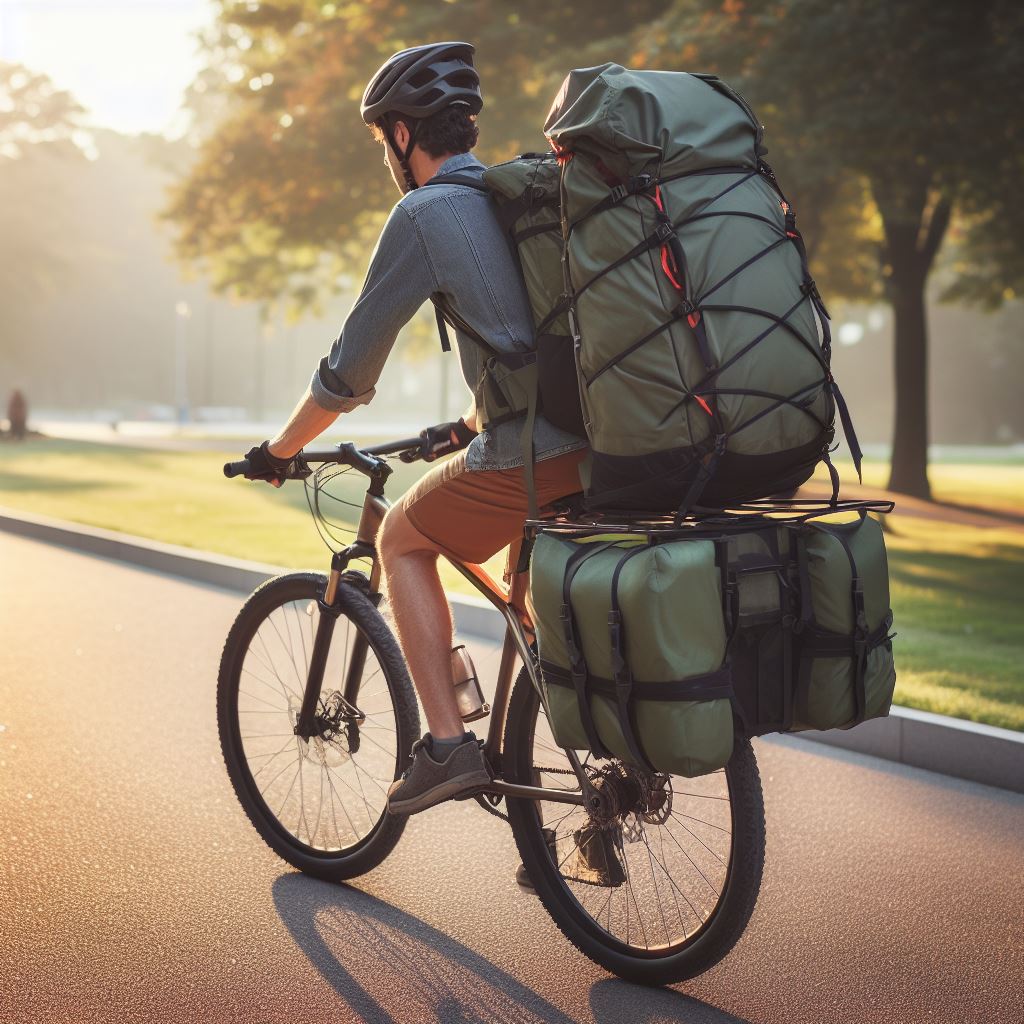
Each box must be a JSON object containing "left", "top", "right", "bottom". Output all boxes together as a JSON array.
[
  {"left": 0, "top": 437, "right": 506, "bottom": 601},
  {"left": 1, "top": 437, "right": 1021, "bottom": 730},
  {"left": 884, "top": 519, "right": 1024, "bottom": 731}
]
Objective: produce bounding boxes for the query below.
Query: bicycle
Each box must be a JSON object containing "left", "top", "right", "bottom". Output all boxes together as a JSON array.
[{"left": 219, "top": 438, "right": 766, "bottom": 985}]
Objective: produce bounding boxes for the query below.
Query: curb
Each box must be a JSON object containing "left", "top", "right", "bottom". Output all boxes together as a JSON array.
[
  {"left": 791, "top": 706, "right": 1023, "bottom": 794},
  {"left": 2, "top": 506, "right": 1021, "bottom": 795},
  {"left": 0, "top": 506, "right": 505, "bottom": 646}
]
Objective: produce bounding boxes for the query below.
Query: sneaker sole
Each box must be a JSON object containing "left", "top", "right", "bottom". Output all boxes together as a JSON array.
[{"left": 386, "top": 769, "right": 492, "bottom": 817}]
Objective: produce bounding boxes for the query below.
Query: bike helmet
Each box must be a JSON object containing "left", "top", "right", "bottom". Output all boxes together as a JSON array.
[{"left": 361, "top": 41, "right": 482, "bottom": 191}]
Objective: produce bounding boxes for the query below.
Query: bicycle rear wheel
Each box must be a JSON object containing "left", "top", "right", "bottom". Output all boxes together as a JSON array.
[
  {"left": 503, "top": 666, "right": 765, "bottom": 985},
  {"left": 217, "top": 572, "right": 419, "bottom": 879}
]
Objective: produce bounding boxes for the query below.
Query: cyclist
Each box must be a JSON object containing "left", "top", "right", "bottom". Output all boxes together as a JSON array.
[{"left": 239, "top": 41, "right": 587, "bottom": 816}]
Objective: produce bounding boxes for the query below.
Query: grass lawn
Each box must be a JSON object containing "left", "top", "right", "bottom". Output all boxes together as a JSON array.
[
  {"left": 0, "top": 437, "right": 506, "bottom": 605},
  {"left": 2, "top": 437, "right": 1021, "bottom": 730}
]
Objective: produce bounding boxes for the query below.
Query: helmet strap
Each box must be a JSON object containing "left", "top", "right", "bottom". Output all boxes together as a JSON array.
[{"left": 382, "top": 117, "right": 421, "bottom": 192}]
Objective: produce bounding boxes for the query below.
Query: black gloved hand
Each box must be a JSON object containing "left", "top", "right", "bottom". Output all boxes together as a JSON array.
[
  {"left": 242, "top": 441, "right": 295, "bottom": 485},
  {"left": 418, "top": 418, "right": 478, "bottom": 462}
]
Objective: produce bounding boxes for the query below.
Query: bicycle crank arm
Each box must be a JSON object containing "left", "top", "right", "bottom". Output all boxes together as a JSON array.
[{"left": 483, "top": 780, "right": 586, "bottom": 806}]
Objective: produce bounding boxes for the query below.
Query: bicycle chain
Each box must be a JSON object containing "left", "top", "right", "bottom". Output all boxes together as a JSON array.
[{"left": 473, "top": 764, "right": 581, "bottom": 825}]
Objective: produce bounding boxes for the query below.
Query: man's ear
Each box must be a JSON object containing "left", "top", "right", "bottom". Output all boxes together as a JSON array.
[{"left": 391, "top": 119, "right": 410, "bottom": 150}]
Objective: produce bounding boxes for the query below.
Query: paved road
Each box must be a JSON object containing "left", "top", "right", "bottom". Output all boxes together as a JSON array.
[{"left": 1, "top": 533, "right": 1022, "bottom": 1024}]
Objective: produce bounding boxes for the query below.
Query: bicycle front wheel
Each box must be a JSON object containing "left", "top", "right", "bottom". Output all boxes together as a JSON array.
[
  {"left": 217, "top": 572, "right": 419, "bottom": 880},
  {"left": 504, "top": 666, "right": 765, "bottom": 985}
]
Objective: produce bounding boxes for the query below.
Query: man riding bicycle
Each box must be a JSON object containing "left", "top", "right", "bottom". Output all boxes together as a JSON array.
[{"left": 239, "top": 41, "right": 587, "bottom": 816}]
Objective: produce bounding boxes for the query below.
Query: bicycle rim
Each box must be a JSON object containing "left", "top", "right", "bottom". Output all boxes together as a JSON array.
[
  {"left": 226, "top": 579, "right": 404, "bottom": 857},
  {"left": 506, "top": 668, "right": 763, "bottom": 973}
]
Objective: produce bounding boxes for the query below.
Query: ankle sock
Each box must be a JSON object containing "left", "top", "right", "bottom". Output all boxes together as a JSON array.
[{"left": 430, "top": 731, "right": 475, "bottom": 759}]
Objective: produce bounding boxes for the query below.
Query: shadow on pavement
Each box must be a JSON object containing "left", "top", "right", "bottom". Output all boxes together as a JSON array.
[
  {"left": 272, "top": 872, "right": 749, "bottom": 1024},
  {"left": 590, "top": 978, "right": 750, "bottom": 1024},
  {"left": 273, "top": 871, "right": 577, "bottom": 1024}
]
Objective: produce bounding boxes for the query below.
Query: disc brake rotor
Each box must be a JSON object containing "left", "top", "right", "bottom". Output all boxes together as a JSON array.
[{"left": 287, "top": 695, "right": 351, "bottom": 768}]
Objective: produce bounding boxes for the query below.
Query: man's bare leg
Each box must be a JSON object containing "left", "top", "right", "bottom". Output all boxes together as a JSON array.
[{"left": 378, "top": 504, "right": 465, "bottom": 739}]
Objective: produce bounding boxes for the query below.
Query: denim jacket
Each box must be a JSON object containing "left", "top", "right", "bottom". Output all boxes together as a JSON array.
[{"left": 310, "top": 152, "right": 586, "bottom": 470}]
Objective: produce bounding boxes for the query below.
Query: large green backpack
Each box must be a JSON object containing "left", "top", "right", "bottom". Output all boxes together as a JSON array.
[{"left": 540, "top": 63, "right": 862, "bottom": 514}]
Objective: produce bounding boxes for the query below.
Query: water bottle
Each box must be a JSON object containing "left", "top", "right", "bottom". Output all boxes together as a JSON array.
[{"left": 451, "top": 645, "right": 490, "bottom": 722}]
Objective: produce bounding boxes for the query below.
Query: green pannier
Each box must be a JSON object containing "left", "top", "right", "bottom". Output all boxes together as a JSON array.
[
  {"left": 530, "top": 531, "right": 735, "bottom": 778},
  {"left": 792, "top": 515, "right": 897, "bottom": 730},
  {"left": 530, "top": 512, "right": 896, "bottom": 776}
]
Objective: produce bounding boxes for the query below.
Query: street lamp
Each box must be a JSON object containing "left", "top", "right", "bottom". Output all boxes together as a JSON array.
[{"left": 175, "top": 300, "right": 191, "bottom": 426}]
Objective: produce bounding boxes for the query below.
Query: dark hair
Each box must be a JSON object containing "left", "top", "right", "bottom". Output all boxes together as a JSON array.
[{"left": 372, "top": 104, "right": 479, "bottom": 157}]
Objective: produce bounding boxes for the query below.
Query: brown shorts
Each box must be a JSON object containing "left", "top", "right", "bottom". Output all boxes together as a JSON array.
[{"left": 400, "top": 448, "right": 587, "bottom": 564}]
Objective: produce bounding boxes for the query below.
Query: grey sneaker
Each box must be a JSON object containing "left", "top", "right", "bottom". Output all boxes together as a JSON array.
[{"left": 387, "top": 734, "right": 491, "bottom": 816}]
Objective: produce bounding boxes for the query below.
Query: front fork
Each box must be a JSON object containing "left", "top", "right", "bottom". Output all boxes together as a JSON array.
[{"left": 294, "top": 547, "right": 375, "bottom": 741}]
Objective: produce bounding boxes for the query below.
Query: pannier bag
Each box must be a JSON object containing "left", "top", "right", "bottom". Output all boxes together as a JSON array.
[
  {"left": 792, "top": 515, "right": 896, "bottom": 730},
  {"left": 530, "top": 512, "right": 896, "bottom": 776},
  {"left": 725, "top": 513, "right": 896, "bottom": 734},
  {"left": 529, "top": 530, "right": 736, "bottom": 778},
  {"left": 543, "top": 64, "right": 863, "bottom": 515}
]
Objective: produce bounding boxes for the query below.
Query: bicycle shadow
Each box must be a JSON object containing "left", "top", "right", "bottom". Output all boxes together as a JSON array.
[{"left": 272, "top": 873, "right": 750, "bottom": 1024}]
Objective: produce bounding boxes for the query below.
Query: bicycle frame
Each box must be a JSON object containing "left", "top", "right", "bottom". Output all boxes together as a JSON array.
[{"left": 295, "top": 447, "right": 589, "bottom": 810}]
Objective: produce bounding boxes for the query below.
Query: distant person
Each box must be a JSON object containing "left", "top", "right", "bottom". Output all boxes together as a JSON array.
[
  {"left": 7, "top": 388, "right": 27, "bottom": 440},
  {"left": 233, "top": 42, "right": 587, "bottom": 816}
]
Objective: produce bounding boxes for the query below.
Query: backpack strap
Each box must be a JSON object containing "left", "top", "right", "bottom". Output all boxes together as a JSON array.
[
  {"left": 423, "top": 172, "right": 492, "bottom": 194},
  {"left": 422, "top": 168, "right": 492, "bottom": 356},
  {"left": 424, "top": 169, "right": 544, "bottom": 514}
]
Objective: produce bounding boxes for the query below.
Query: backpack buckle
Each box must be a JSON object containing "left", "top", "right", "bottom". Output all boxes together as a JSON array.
[
  {"left": 609, "top": 184, "right": 628, "bottom": 202},
  {"left": 654, "top": 221, "right": 675, "bottom": 242}
]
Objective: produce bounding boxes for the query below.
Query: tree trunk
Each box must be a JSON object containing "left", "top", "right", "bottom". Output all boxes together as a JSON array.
[
  {"left": 886, "top": 258, "right": 931, "bottom": 498},
  {"left": 874, "top": 184, "right": 952, "bottom": 500}
]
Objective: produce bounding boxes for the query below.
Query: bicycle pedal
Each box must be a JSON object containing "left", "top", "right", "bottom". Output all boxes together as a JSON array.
[{"left": 562, "top": 823, "right": 626, "bottom": 888}]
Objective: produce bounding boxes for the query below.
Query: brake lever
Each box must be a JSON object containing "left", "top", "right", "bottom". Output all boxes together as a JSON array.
[{"left": 289, "top": 453, "right": 313, "bottom": 481}]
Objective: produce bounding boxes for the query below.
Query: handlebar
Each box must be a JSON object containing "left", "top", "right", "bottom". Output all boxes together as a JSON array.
[{"left": 223, "top": 436, "right": 424, "bottom": 482}]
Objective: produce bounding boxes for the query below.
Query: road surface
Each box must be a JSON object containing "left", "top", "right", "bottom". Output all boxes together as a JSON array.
[{"left": 1, "top": 532, "right": 1022, "bottom": 1024}]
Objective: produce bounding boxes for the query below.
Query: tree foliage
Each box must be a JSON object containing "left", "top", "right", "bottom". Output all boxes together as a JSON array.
[
  {"left": 164, "top": 1, "right": 1024, "bottom": 494},
  {"left": 161, "top": 0, "right": 667, "bottom": 317},
  {"left": 0, "top": 63, "right": 91, "bottom": 348}
]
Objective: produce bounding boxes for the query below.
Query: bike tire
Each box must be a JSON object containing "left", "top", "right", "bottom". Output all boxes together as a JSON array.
[
  {"left": 217, "top": 572, "right": 420, "bottom": 880},
  {"left": 503, "top": 665, "right": 765, "bottom": 985}
]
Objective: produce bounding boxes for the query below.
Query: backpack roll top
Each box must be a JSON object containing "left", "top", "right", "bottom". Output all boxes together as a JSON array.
[
  {"left": 544, "top": 64, "right": 844, "bottom": 515},
  {"left": 484, "top": 155, "right": 586, "bottom": 438},
  {"left": 791, "top": 514, "right": 896, "bottom": 731},
  {"left": 530, "top": 530, "right": 735, "bottom": 778}
]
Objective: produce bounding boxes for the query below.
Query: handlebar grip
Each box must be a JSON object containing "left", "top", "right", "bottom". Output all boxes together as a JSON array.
[{"left": 224, "top": 460, "right": 250, "bottom": 478}]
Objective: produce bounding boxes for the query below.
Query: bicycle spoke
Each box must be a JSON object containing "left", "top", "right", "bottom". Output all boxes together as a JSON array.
[
  {"left": 233, "top": 592, "right": 404, "bottom": 856},
  {"left": 522, "top": 679, "right": 737, "bottom": 955}
]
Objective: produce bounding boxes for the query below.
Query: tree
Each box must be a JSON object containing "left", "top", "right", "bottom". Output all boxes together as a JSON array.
[
  {"left": 0, "top": 63, "right": 91, "bottom": 353},
  {"left": 164, "top": 1, "right": 1024, "bottom": 497},
  {"left": 632, "top": 0, "right": 1024, "bottom": 497},
  {"left": 161, "top": 0, "right": 666, "bottom": 320}
]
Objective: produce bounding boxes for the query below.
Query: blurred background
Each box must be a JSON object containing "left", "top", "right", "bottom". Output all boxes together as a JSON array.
[{"left": 1, "top": 0, "right": 1021, "bottom": 731}]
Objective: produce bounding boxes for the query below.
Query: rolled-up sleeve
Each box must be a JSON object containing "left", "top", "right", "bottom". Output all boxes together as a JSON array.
[{"left": 311, "top": 202, "right": 438, "bottom": 412}]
